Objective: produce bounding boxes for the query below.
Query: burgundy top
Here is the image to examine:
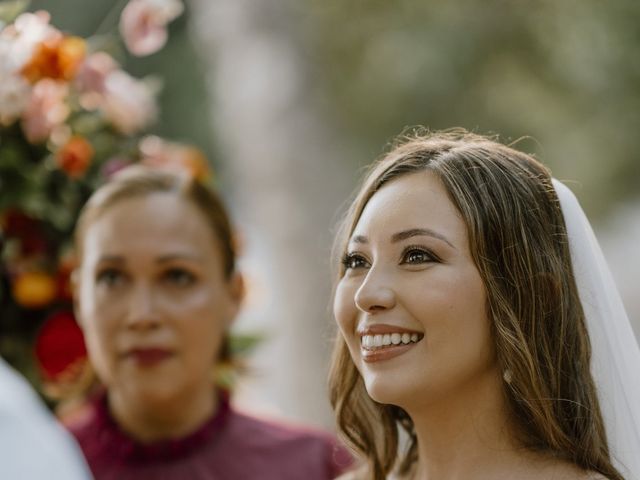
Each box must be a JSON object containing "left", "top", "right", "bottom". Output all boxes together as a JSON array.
[{"left": 66, "top": 393, "right": 352, "bottom": 480}]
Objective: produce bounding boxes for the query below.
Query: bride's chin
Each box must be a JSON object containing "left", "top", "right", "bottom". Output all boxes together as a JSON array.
[{"left": 364, "top": 379, "right": 414, "bottom": 407}]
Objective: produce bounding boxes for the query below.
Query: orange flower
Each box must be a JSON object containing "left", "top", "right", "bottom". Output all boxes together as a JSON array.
[
  {"left": 12, "top": 271, "right": 57, "bottom": 309},
  {"left": 140, "top": 135, "right": 212, "bottom": 181},
  {"left": 21, "top": 36, "right": 86, "bottom": 83},
  {"left": 56, "top": 136, "right": 94, "bottom": 178},
  {"left": 172, "top": 145, "right": 211, "bottom": 181}
]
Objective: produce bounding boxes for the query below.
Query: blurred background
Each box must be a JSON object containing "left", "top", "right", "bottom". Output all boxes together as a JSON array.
[{"left": 3, "top": 0, "right": 639, "bottom": 428}]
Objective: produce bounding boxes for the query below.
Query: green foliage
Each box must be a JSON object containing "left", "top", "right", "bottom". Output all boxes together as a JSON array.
[{"left": 303, "top": 0, "right": 640, "bottom": 215}]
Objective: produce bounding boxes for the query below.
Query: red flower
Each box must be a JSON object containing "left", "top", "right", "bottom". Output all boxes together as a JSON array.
[
  {"left": 56, "top": 136, "right": 94, "bottom": 178},
  {"left": 2, "top": 209, "right": 37, "bottom": 237},
  {"left": 0, "top": 210, "right": 49, "bottom": 256},
  {"left": 35, "top": 310, "right": 87, "bottom": 381}
]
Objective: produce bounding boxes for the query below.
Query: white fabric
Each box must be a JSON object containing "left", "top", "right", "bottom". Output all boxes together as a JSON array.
[
  {"left": 0, "top": 357, "right": 92, "bottom": 479},
  {"left": 553, "top": 180, "right": 640, "bottom": 480}
]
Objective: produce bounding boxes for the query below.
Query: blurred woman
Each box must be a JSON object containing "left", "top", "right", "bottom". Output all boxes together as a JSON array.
[
  {"left": 66, "top": 165, "right": 351, "bottom": 480},
  {"left": 329, "top": 130, "right": 639, "bottom": 479}
]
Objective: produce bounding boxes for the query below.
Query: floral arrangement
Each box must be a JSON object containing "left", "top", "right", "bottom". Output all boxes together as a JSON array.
[{"left": 0, "top": 0, "right": 212, "bottom": 391}]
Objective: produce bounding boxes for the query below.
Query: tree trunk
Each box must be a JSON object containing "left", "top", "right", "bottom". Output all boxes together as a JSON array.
[{"left": 189, "top": 0, "right": 356, "bottom": 426}]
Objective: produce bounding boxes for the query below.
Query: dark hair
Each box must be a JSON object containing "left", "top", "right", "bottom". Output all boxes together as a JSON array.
[{"left": 328, "top": 129, "right": 623, "bottom": 480}]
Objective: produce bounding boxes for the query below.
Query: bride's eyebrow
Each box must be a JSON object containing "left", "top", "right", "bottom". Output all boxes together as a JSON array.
[
  {"left": 351, "top": 235, "right": 368, "bottom": 244},
  {"left": 349, "top": 229, "right": 455, "bottom": 249},
  {"left": 391, "top": 228, "right": 455, "bottom": 249}
]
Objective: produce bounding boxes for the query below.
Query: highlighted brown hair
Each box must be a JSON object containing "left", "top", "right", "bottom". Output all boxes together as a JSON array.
[{"left": 328, "top": 129, "right": 623, "bottom": 480}]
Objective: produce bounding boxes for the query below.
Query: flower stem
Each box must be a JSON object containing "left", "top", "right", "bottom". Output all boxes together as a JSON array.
[{"left": 92, "top": 0, "right": 129, "bottom": 37}]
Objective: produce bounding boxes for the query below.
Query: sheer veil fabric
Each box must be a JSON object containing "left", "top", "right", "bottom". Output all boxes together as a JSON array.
[{"left": 553, "top": 180, "right": 640, "bottom": 480}]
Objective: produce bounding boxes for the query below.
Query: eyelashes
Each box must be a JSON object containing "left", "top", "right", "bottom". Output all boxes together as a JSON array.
[
  {"left": 341, "top": 245, "right": 440, "bottom": 271},
  {"left": 400, "top": 245, "right": 440, "bottom": 264},
  {"left": 341, "top": 253, "right": 370, "bottom": 270}
]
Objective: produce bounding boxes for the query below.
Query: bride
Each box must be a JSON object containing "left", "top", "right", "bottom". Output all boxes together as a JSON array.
[{"left": 329, "top": 130, "right": 640, "bottom": 480}]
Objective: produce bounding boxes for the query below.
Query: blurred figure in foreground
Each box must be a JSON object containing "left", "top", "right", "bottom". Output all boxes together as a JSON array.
[
  {"left": 65, "top": 166, "right": 351, "bottom": 479},
  {"left": 0, "top": 356, "right": 91, "bottom": 479}
]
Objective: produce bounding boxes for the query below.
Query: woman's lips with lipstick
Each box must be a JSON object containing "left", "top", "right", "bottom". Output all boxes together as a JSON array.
[
  {"left": 358, "top": 324, "right": 424, "bottom": 363},
  {"left": 126, "top": 347, "right": 173, "bottom": 366}
]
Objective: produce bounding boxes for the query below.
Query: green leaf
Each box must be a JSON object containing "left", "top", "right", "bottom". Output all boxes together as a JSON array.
[
  {"left": 229, "top": 332, "right": 264, "bottom": 357},
  {"left": 0, "top": 0, "right": 30, "bottom": 24}
]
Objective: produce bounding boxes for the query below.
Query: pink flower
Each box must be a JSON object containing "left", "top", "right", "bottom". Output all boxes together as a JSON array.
[
  {"left": 75, "top": 52, "right": 118, "bottom": 94},
  {"left": 119, "top": 0, "right": 183, "bottom": 57},
  {"left": 102, "top": 70, "right": 157, "bottom": 134},
  {"left": 21, "top": 78, "right": 69, "bottom": 143},
  {"left": 100, "top": 157, "right": 131, "bottom": 179}
]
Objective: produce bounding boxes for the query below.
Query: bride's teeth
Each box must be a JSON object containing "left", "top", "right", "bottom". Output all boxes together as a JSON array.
[{"left": 361, "top": 332, "right": 422, "bottom": 349}]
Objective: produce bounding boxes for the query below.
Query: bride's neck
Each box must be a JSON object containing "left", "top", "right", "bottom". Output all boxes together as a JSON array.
[{"left": 405, "top": 373, "right": 520, "bottom": 480}]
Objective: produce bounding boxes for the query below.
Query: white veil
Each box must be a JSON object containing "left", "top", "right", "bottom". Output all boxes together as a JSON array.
[{"left": 553, "top": 180, "right": 640, "bottom": 480}]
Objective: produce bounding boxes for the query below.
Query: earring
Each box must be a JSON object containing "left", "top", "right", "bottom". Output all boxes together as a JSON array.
[{"left": 503, "top": 369, "right": 513, "bottom": 384}]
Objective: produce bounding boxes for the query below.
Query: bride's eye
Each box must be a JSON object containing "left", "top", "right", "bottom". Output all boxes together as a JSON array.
[
  {"left": 401, "top": 247, "right": 438, "bottom": 265},
  {"left": 342, "top": 253, "right": 370, "bottom": 270}
]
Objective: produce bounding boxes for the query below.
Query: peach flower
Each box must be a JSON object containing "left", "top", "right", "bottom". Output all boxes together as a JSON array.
[
  {"left": 0, "top": 11, "right": 59, "bottom": 124},
  {"left": 21, "top": 78, "right": 69, "bottom": 143},
  {"left": 1, "top": 11, "right": 61, "bottom": 71},
  {"left": 75, "top": 51, "right": 119, "bottom": 94},
  {"left": 119, "top": 0, "right": 184, "bottom": 57},
  {"left": 0, "top": 70, "right": 30, "bottom": 126}
]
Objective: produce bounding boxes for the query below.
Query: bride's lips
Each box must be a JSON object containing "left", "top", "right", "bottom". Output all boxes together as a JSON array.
[
  {"left": 357, "top": 324, "right": 424, "bottom": 363},
  {"left": 125, "top": 347, "right": 173, "bottom": 367}
]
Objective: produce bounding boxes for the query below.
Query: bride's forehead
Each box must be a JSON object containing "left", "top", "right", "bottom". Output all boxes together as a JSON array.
[{"left": 352, "top": 175, "right": 466, "bottom": 243}]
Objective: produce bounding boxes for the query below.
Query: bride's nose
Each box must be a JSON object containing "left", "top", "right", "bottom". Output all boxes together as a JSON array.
[{"left": 354, "top": 267, "right": 396, "bottom": 313}]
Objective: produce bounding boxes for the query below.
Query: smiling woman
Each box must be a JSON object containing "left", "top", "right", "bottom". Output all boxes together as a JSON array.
[
  {"left": 335, "top": 170, "right": 492, "bottom": 412},
  {"left": 329, "top": 130, "right": 637, "bottom": 480},
  {"left": 65, "top": 166, "right": 352, "bottom": 480}
]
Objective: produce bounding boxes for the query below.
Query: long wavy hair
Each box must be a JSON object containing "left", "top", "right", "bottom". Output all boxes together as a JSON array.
[{"left": 328, "top": 129, "right": 624, "bottom": 480}]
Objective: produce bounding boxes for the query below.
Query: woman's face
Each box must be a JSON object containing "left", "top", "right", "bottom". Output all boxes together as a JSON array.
[
  {"left": 76, "top": 192, "right": 241, "bottom": 404},
  {"left": 334, "top": 171, "right": 497, "bottom": 408}
]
